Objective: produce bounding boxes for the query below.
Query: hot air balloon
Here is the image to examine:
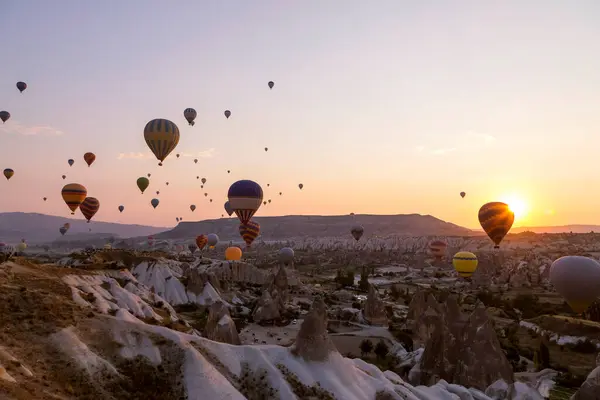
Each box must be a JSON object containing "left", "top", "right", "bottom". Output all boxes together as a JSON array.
[
  {"left": 204, "top": 193, "right": 208, "bottom": 197},
  {"left": 194, "top": 159, "right": 198, "bottom": 164},
  {"left": 68, "top": 159, "right": 74, "bottom": 167},
  {"left": 196, "top": 235, "right": 208, "bottom": 250},
  {"left": 43, "top": 197, "right": 47, "bottom": 201},
  {"left": 0, "top": 111, "right": 10, "bottom": 123},
  {"left": 210, "top": 199, "right": 213, "bottom": 203},
  {"left": 239, "top": 221, "right": 260, "bottom": 247},
  {"left": 452, "top": 251, "right": 478, "bottom": 278},
  {"left": 550, "top": 256, "right": 600, "bottom": 313},
  {"left": 268, "top": 81, "right": 274, "bottom": 89},
  {"left": 184, "top": 108, "right": 197, "bottom": 126},
  {"left": 80, "top": 197, "right": 100, "bottom": 222},
  {"left": 279, "top": 192, "right": 282, "bottom": 196},
  {"left": 83, "top": 152, "right": 96, "bottom": 167},
  {"left": 176, "top": 217, "right": 180, "bottom": 222},
  {"left": 166, "top": 182, "right": 169, "bottom": 186},
  {"left": 225, "top": 246, "right": 242, "bottom": 261},
  {"left": 118, "top": 205, "right": 124, "bottom": 213},
  {"left": 151, "top": 198, "right": 159, "bottom": 209},
  {"left": 263, "top": 201, "right": 267, "bottom": 205},
  {"left": 144, "top": 119, "right": 180, "bottom": 166},
  {"left": 478, "top": 202, "right": 514, "bottom": 249},
  {"left": 16, "top": 242, "right": 27, "bottom": 253},
  {"left": 61, "top": 183, "right": 87, "bottom": 215},
  {"left": 265, "top": 147, "right": 268, "bottom": 152},
  {"left": 3, "top": 169, "right": 14, "bottom": 180},
  {"left": 62, "top": 175, "right": 66, "bottom": 180},
  {"left": 224, "top": 201, "right": 234, "bottom": 216},
  {"left": 59, "top": 226, "right": 67, "bottom": 236},
  {"left": 190, "top": 204, "right": 196, "bottom": 212},
  {"left": 64, "top": 223, "right": 71, "bottom": 230},
  {"left": 228, "top": 180, "right": 263, "bottom": 224},
  {"left": 460, "top": 191, "right": 466, "bottom": 198},
  {"left": 188, "top": 244, "right": 197, "bottom": 254},
  {"left": 147, "top": 173, "right": 151, "bottom": 177},
  {"left": 267, "top": 184, "right": 270, "bottom": 187},
  {"left": 227, "top": 170, "right": 230, "bottom": 174},
  {"left": 350, "top": 225, "right": 364, "bottom": 241},
  {"left": 137, "top": 177, "right": 149, "bottom": 194},
  {"left": 16, "top": 82, "right": 27, "bottom": 93},
  {"left": 201, "top": 178, "right": 206, "bottom": 184},
  {"left": 268, "top": 199, "right": 271, "bottom": 203},
  {"left": 156, "top": 191, "right": 160, "bottom": 195},
  {"left": 429, "top": 240, "right": 447, "bottom": 261},
  {"left": 298, "top": 183, "right": 303, "bottom": 190},
  {"left": 176, "top": 154, "right": 180, "bottom": 158},
  {"left": 279, "top": 247, "right": 294, "bottom": 265},
  {"left": 224, "top": 110, "right": 231, "bottom": 119},
  {"left": 207, "top": 233, "right": 219, "bottom": 247}
]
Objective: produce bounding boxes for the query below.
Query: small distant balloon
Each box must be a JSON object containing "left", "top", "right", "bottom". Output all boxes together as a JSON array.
[
  {"left": 147, "top": 173, "right": 151, "bottom": 177},
  {"left": 279, "top": 192, "right": 282, "bottom": 196},
  {"left": 68, "top": 159, "right": 74, "bottom": 167},
  {"left": 279, "top": 247, "right": 294, "bottom": 265},
  {"left": 151, "top": 198, "right": 159, "bottom": 209},
  {"left": 194, "top": 159, "right": 198, "bottom": 164},
  {"left": 43, "top": 197, "right": 47, "bottom": 201},
  {"left": 184, "top": 108, "right": 197, "bottom": 126},
  {"left": 201, "top": 178, "right": 206, "bottom": 184},
  {"left": 350, "top": 225, "right": 364, "bottom": 241},
  {"left": 460, "top": 191, "right": 466, "bottom": 198},
  {"left": 224, "top": 110, "right": 231, "bottom": 119},
  {"left": 156, "top": 191, "right": 160, "bottom": 195},
  {"left": 298, "top": 183, "right": 303, "bottom": 190},
  {"left": 190, "top": 204, "right": 196, "bottom": 212},
  {"left": 166, "top": 182, "right": 169, "bottom": 186},
  {"left": 225, "top": 246, "right": 242, "bottom": 261},
  {"left": 227, "top": 170, "right": 230, "bottom": 174},
  {"left": 207, "top": 233, "right": 219, "bottom": 247},
  {"left": 62, "top": 175, "right": 66, "bottom": 180},
  {"left": 265, "top": 147, "right": 268, "bottom": 152},
  {"left": 16, "top": 82, "right": 27, "bottom": 93},
  {"left": 3, "top": 168, "right": 14, "bottom": 180},
  {"left": 83, "top": 152, "right": 96, "bottom": 167},
  {"left": 268, "top": 199, "right": 271, "bottom": 203},
  {"left": 268, "top": 81, "right": 274, "bottom": 89},
  {"left": 0, "top": 111, "right": 10, "bottom": 123},
  {"left": 176, "top": 154, "right": 180, "bottom": 158},
  {"left": 118, "top": 205, "right": 124, "bottom": 213}
]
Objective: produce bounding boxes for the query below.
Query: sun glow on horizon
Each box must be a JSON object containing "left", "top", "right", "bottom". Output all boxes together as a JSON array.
[{"left": 499, "top": 193, "right": 529, "bottom": 223}]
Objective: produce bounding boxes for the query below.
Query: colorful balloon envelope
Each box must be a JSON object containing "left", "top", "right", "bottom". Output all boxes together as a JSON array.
[
  {"left": 452, "top": 251, "right": 478, "bottom": 278},
  {"left": 80, "top": 197, "right": 100, "bottom": 222},
  {"left": 478, "top": 202, "right": 514, "bottom": 249},
  {"left": 196, "top": 234, "right": 208, "bottom": 250},
  {"left": 239, "top": 220, "right": 260, "bottom": 247},
  {"left": 227, "top": 180, "right": 263, "bottom": 224},
  {"left": 3, "top": 168, "right": 14, "bottom": 180},
  {"left": 550, "top": 256, "right": 600, "bottom": 313},
  {"left": 143, "top": 119, "right": 180, "bottom": 166},
  {"left": 61, "top": 183, "right": 87, "bottom": 215},
  {"left": 16, "top": 81, "right": 27, "bottom": 93},
  {"left": 184, "top": 108, "right": 197, "bottom": 126},
  {"left": 0, "top": 111, "right": 10, "bottom": 123},
  {"left": 225, "top": 246, "right": 242, "bottom": 261},
  {"left": 137, "top": 177, "right": 149, "bottom": 194},
  {"left": 83, "top": 152, "right": 96, "bottom": 167},
  {"left": 429, "top": 240, "right": 447, "bottom": 260},
  {"left": 351, "top": 225, "right": 364, "bottom": 241},
  {"left": 224, "top": 201, "right": 234, "bottom": 216}
]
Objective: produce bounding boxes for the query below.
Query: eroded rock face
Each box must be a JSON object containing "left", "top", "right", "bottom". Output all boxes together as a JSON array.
[
  {"left": 408, "top": 290, "right": 441, "bottom": 348},
  {"left": 204, "top": 301, "right": 240, "bottom": 345},
  {"left": 291, "top": 296, "right": 337, "bottom": 362},
  {"left": 363, "top": 284, "right": 387, "bottom": 326},
  {"left": 570, "top": 353, "right": 600, "bottom": 400},
  {"left": 416, "top": 296, "right": 514, "bottom": 391},
  {"left": 252, "top": 290, "right": 280, "bottom": 323}
]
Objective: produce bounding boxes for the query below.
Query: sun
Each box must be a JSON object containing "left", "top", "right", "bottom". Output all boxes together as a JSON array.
[{"left": 500, "top": 194, "right": 529, "bottom": 219}]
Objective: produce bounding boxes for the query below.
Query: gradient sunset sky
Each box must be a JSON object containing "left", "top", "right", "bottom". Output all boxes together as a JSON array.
[{"left": 1, "top": 1, "right": 599, "bottom": 229}]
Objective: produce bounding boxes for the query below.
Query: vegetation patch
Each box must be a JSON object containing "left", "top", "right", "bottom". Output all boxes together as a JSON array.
[{"left": 277, "top": 363, "right": 335, "bottom": 400}]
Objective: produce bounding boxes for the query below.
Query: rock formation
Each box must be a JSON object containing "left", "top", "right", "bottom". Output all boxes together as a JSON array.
[
  {"left": 291, "top": 296, "right": 337, "bottom": 362},
  {"left": 362, "top": 284, "right": 387, "bottom": 326},
  {"left": 570, "top": 352, "right": 600, "bottom": 400},
  {"left": 252, "top": 290, "right": 280, "bottom": 323},
  {"left": 204, "top": 301, "right": 240, "bottom": 345},
  {"left": 407, "top": 290, "right": 441, "bottom": 348},
  {"left": 415, "top": 295, "right": 514, "bottom": 391},
  {"left": 270, "top": 265, "right": 289, "bottom": 304}
]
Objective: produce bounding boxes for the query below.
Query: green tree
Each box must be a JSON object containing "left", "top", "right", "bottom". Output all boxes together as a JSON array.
[
  {"left": 374, "top": 340, "right": 389, "bottom": 360},
  {"left": 359, "top": 339, "right": 373, "bottom": 357}
]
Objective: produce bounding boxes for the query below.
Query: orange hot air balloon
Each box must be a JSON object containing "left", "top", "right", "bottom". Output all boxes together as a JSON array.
[
  {"left": 225, "top": 246, "right": 242, "bottom": 261},
  {"left": 80, "top": 197, "right": 100, "bottom": 222},
  {"left": 61, "top": 184, "right": 87, "bottom": 215},
  {"left": 478, "top": 202, "right": 514, "bottom": 249},
  {"left": 196, "top": 234, "right": 208, "bottom": 250},
  {"left": 429, "top": 240, "right": 448, "bottom": 261},
  {"left": 83, "top": 152, "right": 96, "bottom": 167}
]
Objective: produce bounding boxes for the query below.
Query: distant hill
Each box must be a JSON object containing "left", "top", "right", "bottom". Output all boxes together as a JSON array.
[
  {"left": 0, "top": 212, "right": 168, "bottom": 244},
  {"left": 510, "top": 225, "right": 600, "bottom": 234},
  {"left": 153, "top": 214, "right": 475, "bottom": 240}
]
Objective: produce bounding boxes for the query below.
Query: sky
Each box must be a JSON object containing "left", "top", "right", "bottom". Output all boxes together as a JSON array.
[{"left": 1, "top": 1, "right": 600, "bottom": 229}]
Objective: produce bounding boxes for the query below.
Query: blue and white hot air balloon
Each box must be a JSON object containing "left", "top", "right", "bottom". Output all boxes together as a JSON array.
[{"left": 227, "top": 180, "right": 263, "bottom": 224}]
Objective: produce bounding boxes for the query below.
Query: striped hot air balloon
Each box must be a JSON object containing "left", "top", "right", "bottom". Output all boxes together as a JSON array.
[
  {"left": 80, "top": 197, "right": 100, "bottom": 222},
  {"left": 239, "top": 220, "right": 260, "bottom": 247},
  {"left": 184, "top": 108, "right": 197, "bottom": 126},
  {"left": 61, "top": 183, "right": 87, "bottom": 214},
  {"left": 227, "top": 180, "right": 263, "bottom": 224},
  {"left": 478, "top": 202, "right": 514, "bottom": 249},
  {"left": 452, "top": 251, "right": 478, "bottom": 278},
  {"left": 143, "top": 119, "right": 180, "bottom": 166},
  {"left": 429, "top": 240, "right": 447, "bottom": 261},
  {"left": 196, "top": 234, "right": 208, "bottom": 250},
  {"left": 83, "top": 152, "right": 96, "bottom": 167}
]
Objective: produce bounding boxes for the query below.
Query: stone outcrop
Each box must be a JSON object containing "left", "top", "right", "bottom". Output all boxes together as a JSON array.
[
  {"left": 407, "top": 290, "right": 441, "bottom": 348},
  {"left": 252, "top": 290, "right": 280, "bottom": 323},
  {"left": 268, "top": 266, "right": 289, "bottom": 304},
  {"left": 204, "top": 301, "right": 240, "bottom": 345},
  {"left": 570, "top": 353, "right": 600, "bottom": 400},
  {"left": 200, "top": 261, "right": 269, "bottom": 286},
  {"left": 362, "top": 284, "right": 387, "bottom": 326},
  {"left": 415, "top": 295, "right": 514, "bottom": 391},
  {"left": 291, "top": 296, "right": 337, "bottom": 362}
]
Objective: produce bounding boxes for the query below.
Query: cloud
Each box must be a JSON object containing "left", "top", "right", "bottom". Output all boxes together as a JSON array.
[
  {"left": 0, "top": 120, "right": 64, "bottom": 136},
  {"left": 415, "top": 132, "right": 496, "bottom": 156},
  {"left": 117, "top": 148, "right": 216, "bottom": 160}
]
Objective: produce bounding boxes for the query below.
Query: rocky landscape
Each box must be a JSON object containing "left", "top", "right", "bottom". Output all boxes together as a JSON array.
[{"left": 1, "top": 231, "right": 600, "bottom": 399}]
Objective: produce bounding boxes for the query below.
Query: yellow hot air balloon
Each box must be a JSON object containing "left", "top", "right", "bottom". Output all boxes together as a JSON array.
[
  {"left": 61, "top": 183, "right": 87, "bottom": 215},
  {"left": 143, "top": 119, "right": 180, "bottom": 166},
  {"left": 452, "top": 251, "right": 478, "bottom": 278},
  {"left": 225, "top": 246, "right": 242, "bottom": 261}
]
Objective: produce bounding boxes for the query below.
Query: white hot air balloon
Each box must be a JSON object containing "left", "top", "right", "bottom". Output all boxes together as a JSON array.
[
  {"left": 279, "top": 247, "right": 295, "bottom": 265},
  {"left": 207, "top": 233, "right": 219, "bottom": 247},
  {"left": 550, "top": 256, "right": 600, "bottom": 313}
]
